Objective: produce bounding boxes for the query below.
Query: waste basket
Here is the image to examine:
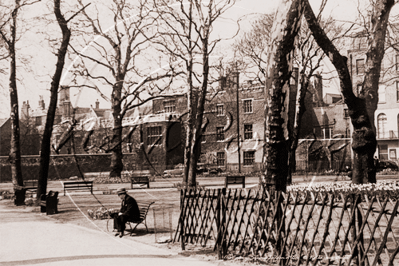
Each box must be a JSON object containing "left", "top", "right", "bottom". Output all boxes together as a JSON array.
[{"left": 40, "top": 191, "right": 59, "bottom": 215}]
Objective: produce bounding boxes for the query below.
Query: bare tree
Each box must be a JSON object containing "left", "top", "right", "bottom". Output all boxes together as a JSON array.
[
  {"left": 36, "top": 0, "right": 90, "bottom": 200},
  {"left": 0, "top": 0, "right": 39, "bottom": 205},
  {"left": 152, "top": 0, "right": 237, "bottom": 188},
  {"left": 70, "top": 0, "right": 179, "bottom": 178},
  {"left": 236, "top": 3, "right": 346, "bottom": 184},
  {"left": 262, "top": 0, "right": 303, "bottom": 192},
  {"left": 303, "top": 0, "right": 396, "bottom": 184}
]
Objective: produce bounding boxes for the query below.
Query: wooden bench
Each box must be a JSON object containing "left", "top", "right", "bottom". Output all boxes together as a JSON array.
[
  {"left": 225, "top": 176, "right": 245, "bottom": 188},
  {"left": 23, "top": 180, "right": 38, "bottom": 193},
  {"left": 130, "top": 176, "right": 150, "bottom": 189},
  {"left": 107, "top": 201, "right": 155, "bottom": 235},
  {"left": 40, "top": 191, "right": 59, "bottom": 215},
  {"left": 62, "top": 180, "right": 93, "bottom": 196}
]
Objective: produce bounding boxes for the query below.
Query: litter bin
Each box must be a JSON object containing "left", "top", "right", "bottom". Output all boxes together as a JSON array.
[
  {"left": 153, "top": 205, "right": 173, "bottom": 243},
  {"left": 40, "top": 191, "right": 59, "bottom": 215}
]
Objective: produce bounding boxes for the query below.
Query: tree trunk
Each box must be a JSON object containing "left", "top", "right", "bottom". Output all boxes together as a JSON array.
[
  {"left": 303, "top": 0, "right": 394, "bottom": 184},
  {"left": 183, "top": 1, "right": 193, "bottom": 188},
  {"left": 110, "top": 82, "right": 124, "bottom": 178},
  {"left": 8, "top": 0, "right": 24, "bottom": 205},
  {"left": 263, "top": 0, "right": 304, "bottom": 192},
  {"left": 287, "top": 74, "right": 309, "bottom": 184},
  {"left": 187, "top": 35, "right": 209, "bottom": 188},
  {"left": 37, "top": 0, "right": 71, "bottom": 200}
]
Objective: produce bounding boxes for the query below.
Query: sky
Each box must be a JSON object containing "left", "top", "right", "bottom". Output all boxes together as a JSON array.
[{"left": 0, "top": 0, "right": 397, "bottom": 119}]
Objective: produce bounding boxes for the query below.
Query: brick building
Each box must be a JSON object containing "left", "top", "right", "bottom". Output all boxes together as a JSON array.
[{"left": 347, "top": 33, "right": 399, "bottom": 162}]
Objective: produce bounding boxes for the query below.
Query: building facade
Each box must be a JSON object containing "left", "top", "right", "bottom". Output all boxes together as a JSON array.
[{"left": 348, "top": 35, "right": 399, "bottom": 162}]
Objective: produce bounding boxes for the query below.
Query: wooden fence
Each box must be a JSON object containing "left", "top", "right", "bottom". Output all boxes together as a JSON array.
[{"left": 174, "top": 187, "right": 399, "bottom": 266}]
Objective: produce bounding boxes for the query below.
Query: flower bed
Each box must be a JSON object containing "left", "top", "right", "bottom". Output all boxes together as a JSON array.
[
  {"left": 87, "top": 207, "right": 119, "bottom": 220},
  {"left": 287, "top": 180, "right": 399, "bottom": 200}
]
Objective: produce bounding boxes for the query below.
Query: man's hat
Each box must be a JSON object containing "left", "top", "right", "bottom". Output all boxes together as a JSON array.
[{"left": 116, "top": 187, "right": 126, "bottom": 195}]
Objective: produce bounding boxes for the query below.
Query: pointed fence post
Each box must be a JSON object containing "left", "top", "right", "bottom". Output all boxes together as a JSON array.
[{"left": 180, "top": 188, "right": 185, "bottom": 250}]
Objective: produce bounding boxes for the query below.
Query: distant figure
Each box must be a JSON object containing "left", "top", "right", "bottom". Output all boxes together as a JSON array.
[
  {"left": 374, "top": 156, "right": 380, "bottom": 169},
  {"left": 113, "top": 188, "right": 140, "bottom": 238},
  {"left": 345, "top": 165, "right": 352, "bottom": 179}
]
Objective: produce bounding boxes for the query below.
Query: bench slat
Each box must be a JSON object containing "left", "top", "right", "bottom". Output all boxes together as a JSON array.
[
  {"left": 225, "top": 176, "right": 245, "bottom": 188},
  {"left": 63, "top": 181, "right": 93, "bottom": 196},
  {"left": 131, "top": 176, "right": 150, "bottom": 189}
]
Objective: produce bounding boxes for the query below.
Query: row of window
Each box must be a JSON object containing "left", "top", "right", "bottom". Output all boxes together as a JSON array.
[
  {"left": 163, "top": 99, "right": 254, "bottom": 115},
  {"left": 215, "top": 124, "right": 253, "bottom": 141},
  {"left": 355, "top": 54, "right": 399, "bottom": 75},
  {"left": 212, "top": 151, "right": 255, "bottom": 166},
  {"left": 147, "top": 123, "right": 255, "bottom": 146}
]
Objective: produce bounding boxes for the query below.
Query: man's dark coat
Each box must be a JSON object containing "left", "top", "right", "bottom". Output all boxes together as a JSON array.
[{"left": 120, "top": 194, "right": 140, "bottom": 221}]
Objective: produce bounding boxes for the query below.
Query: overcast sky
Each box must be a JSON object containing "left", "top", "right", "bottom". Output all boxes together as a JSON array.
[{"left": 0, "top": 0, "right": 397, "bottom": 119}]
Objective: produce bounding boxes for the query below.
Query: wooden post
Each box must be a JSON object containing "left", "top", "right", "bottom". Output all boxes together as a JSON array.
[
  {"left": 216, "top": 189, "right": 222, "bottom": 259},
  {"left": 221, "top": 188, "right": 226, "bottom": 257},
  {"left": 180, "top": 189, "right": 185, "bottom": 250}
]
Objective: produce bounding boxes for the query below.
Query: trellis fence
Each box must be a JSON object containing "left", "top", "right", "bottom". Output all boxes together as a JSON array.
[{"left": 174, "top": 186, "right": 399, "bottom": 266}]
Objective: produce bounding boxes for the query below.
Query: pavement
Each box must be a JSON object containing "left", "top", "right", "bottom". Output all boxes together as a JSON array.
[{"left": 0, "top": 201, "right": 232, "bottom": 266}]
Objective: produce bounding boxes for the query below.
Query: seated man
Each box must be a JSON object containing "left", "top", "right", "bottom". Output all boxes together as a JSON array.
[{"left": 113, "top": 188, "right": 140, "bottom": 238}]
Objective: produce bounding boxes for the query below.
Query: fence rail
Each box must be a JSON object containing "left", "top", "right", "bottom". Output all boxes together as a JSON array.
[{"left": 175, "top": 187, "right": 399, "bottom": 266}]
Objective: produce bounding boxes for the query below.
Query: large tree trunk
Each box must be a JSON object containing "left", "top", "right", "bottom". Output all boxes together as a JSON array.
[
  {"left": 9, "top": 0, "right": 24, "bottom": 205},
  {"left": 187, "top": 35, "right": 209, "bottom": 188},
  {"left": 110, "top": 82, "right": 124, "bottom": 178},
  {"left": 37, "top": 0, "right": 71, "bottom": 200},
  {"left": 303, "top": 0, "right": 394, "bottom": 184},
  {"left": 263, "top": 0, "right": 304, "bottom": 192}
]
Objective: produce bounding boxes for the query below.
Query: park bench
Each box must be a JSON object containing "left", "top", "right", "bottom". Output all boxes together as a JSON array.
[
  {"left": 130, "top": 176, "right": 150, "bottom": 189},
  {"left": 62, "top": 180, "right": 93, "bottom": 196},
  {"left": 129, "top": 170, "right": 152, "bottom": 189},
  {"left": 107, "top": 201, "right": 155, "bottom": 235},
  {"left": 225, "top": 176, "right": 245, "bottom": 188},
  {"left": 23, "top": 180, "right": 38, "bottom": 193},
  {"left": 40, "top": 190, "right": 59, "bottom": 215}
]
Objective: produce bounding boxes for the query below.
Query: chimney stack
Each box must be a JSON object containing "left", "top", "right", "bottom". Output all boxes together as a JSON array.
[
  {"left": 39, "top": 95, "right": 45, "bottom": 110},
  {"left": 95, "top": 99, "right": 99, "bottom": 109},
  {"left": 21, "top": 100, "right": 30, "bottom": 120}
]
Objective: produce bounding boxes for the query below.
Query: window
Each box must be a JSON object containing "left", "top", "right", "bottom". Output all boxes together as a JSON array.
[
  {"left": 217, "top": 152, "right": 225, "bottom": 166},
  {"left": 35, "top": 116, "right": 42, "bottom": 126},
  {"left": 147, "top": 126, "right": 162, "bottom": 145},
  {"left": 243, "top": 99, "right": 253, "bottom": 113},
  {"left": 244, "top": 151, "right": 255, "bottom": 166},
  {"left": 397, "top": 81, "right": 399, "bottom": 102},
  {"left": 217, "top": 104, "right": 224, "bottom": 116},
  {"left": 356, "top": 59, "right": 365, "bottom": 75},
  {"left": 322, "top": 128, "right": 333, "bottom": 139},
  {"left": 216, "top": 127, "right": 224, "bottom": 141},
  {"left": 379, "top": 145, "right": 388, "bottom": 160},
  {"left": 379, "top": 85, "right": 386, "bottom": 103},
  {"left": 344, "top": 109, "right": 349, "bottom": 118},
  {"left": 244, "top": 124, "right": 253, "bottom": 139},
  {"left": 163, "top": 100, "right": 176, "bottom": 113},
  {"left": 390, "top": 149, "right": 397, "bottom": 160},
  {"left": 377, "top": 113, "right": 387, "bottom": 139}
]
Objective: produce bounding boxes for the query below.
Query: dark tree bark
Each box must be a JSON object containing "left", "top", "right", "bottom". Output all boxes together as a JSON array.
[
  {"left": 263, "top": 0, "right": 304, "bottom": 192},
  {"left": 36, "top": 0, "right": 74, "bottom": 199},
  {"left": 303, "top": 0, "right": 395, "bottom": 184},
  {"left": 0, "top": 0, "right": 25, "bottom": 205},
  {"left": 109, "top": 82, "right": 124, "bottom": 177},
  {"left": 187, "top": 35, "right": 210, "bottom": 188}
]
